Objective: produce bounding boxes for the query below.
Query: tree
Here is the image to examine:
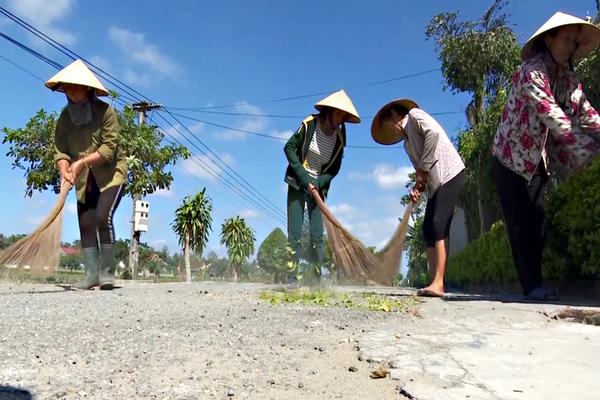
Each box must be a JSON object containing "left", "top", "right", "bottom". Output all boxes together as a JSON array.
[
  {"left": 118, "top": 105, "right": 189, "bottom": 277},
  {"left": 400, "top": 173, "right": 428, "bottom": 286},
  {"left": 2, "top": 110, "right": 60, "bottom": 197},
  {"left": 426, "top": 0, "right": 520, "bottom": 235},
  {"left": 220, "top": 216, "right": 256, "bottom": 282},
  {"left": 2, "top": 104, "right": 189, "bottom": 277},
  {"left": 256, "top": 227, "right": 288, "bottom": 283},
  {"left": 172, "top": 188, "right": 213, "bottom": 283},
  {"left": 576, "top": 2, "right": 600, "bottom": 109}
]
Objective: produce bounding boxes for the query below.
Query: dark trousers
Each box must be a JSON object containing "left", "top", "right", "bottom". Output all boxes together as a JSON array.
[
  {"left": 492, "top": 158, "right": 547, "bottom": 295},
  {"left": 287, "top": 185, "right": 323, "bottom": 265},
  {"left": 78, "top": 173, "right": 124, "bottom": 248},
  {"left": 423, "top": 170, "right": 465, "bottom": 247}
]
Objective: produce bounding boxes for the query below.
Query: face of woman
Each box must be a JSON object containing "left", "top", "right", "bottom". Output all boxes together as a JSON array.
[
  {"left": 63, "top": 83, "right": 88, "bottom": 104},
  {"left": 545, "top": 25, "right": 580, "bottom": 65},
  {"left": 389, "top": 110, "right": 406, "bottom": 137},
  {"left": 327, "top": 109, "right": 350, "bottom": 127}
]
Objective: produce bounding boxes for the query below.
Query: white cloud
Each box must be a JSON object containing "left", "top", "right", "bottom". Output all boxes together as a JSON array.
[
  {"left": 24, "top": 215, "right": 44, "bottom": 226},
  {"left": 88, "top": 55, "right": 112, "bottom": 72},
  {"left": 161, "top": 121, "right": 202, "bottom": 140},
  {"left": 215, "top": 103, "right": 268, "bottom": 141},
  {"left": 66, "top": 202, "right": 77, "bottom": 214},
  {"left": 108, "top": 26, "right": 182, "bottom": 86},
  {"left": 271, "top": 129, "right": 293, "bottom": 140},
  {"left": 189, "top": 121, "right": 204, "bottom": 134},
  {"left": 349, "top": 163, "right": 413, "bottom": 190},
  {"left": 151, "top": 188, "right": 175, "bottom": 198},
  {"left": 8, "top": 0, "right": 77, "bottom": 46},
  {"left": 181, "top": 153, "right": 236, "bottom": 182},
  {"left": 238, "top": 209, "right": 259, "bottom": 219},
  {"left": 328, "top": 203, "right": 357, "bottom": 217}
]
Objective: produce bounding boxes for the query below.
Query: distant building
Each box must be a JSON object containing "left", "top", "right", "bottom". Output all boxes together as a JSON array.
[{"left": 60, "top": 246, "right": 81, "bottom": 256}]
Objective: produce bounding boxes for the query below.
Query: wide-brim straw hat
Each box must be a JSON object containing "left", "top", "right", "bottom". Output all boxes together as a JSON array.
[
  {"left": 45, "top": 59, "right": 109, "bottom": 96},
  {"left": 521, "top": 11, "right": 600, "bottom": 61},
  {"left": 314, "top": 89, "right": 361, "bottom": 123},
  {"left": 370, "top": 98, "right": 419, "bottom": 145}
]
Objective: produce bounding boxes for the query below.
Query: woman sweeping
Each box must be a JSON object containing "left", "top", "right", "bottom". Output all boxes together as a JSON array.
[
  {"left": 371, "top": 99, "right": 465, "bottom": 297},
  {"left": 46, "top": 59, "right": 128, "bottom": 290},
  {"left": 492, "top": 12, "right": 600, "bottom": 300},
  {"left": 284, "top": 89, "right": 360, "bottom": 284}
]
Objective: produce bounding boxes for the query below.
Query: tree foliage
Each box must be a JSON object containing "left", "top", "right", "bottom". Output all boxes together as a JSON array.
[
  {"left": 220, "top": 216, "right": 256, "bottom": 282},
  {"left": 256, "top": 227, "right": 289, "bottom": 283},
  {"left": 425, "top": 0, "right": 520, "bottom": 235},
  {"left": 2, "top": 110, "right": 60, "bottom": 197},
  {"left": 1, "top": 105, "right": 189, "bottom": 199},
  {"left": 425, "top": 0, "right": 520, "bottom": 119},
  {"left": 172, "top": 188, "right": 213, "bottom": 282},
  {"left": 118, "top": 106, "right": 189, "bottom": 197}
]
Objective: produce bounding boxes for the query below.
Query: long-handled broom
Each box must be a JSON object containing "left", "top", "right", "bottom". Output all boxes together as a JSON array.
[
  {"left": 0, "top": 181, "right": 72, "bottom": 273},
  {"left": 310, "top": 187, "right": 413, "bottom": 285}
]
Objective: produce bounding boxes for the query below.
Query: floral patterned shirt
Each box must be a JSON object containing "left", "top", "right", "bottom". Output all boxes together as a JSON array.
[{"left": 492, "top": 53, "right": 600, "bottom": 181}]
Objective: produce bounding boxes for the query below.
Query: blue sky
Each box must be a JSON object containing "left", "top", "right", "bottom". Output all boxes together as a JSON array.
[{"left": 0, "top": 0, "right": 596, "bottom": 264}]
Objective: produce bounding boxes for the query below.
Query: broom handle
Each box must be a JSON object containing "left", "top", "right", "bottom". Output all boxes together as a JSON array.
[{"left": 309, "top": 186, "right": 345, "bottom": 229}]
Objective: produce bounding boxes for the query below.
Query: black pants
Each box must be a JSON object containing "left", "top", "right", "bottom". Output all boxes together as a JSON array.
[
  {"left": 423, "top": 170, "right": 465, "bottom": 247},
  {"left": 492, "top": 157, "right": 547, "bottom": 295},
  {"left": 78, "top": 173, "right": 124, "bottom": 248}
]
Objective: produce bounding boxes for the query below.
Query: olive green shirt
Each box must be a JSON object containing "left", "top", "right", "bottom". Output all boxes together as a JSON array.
[{"left": 54, "top": 98, "right": 128, "bottom": 203}]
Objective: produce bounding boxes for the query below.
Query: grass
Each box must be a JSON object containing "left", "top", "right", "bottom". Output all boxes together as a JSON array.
[
  {"left": 0, "top": 267, "right": 83, "bottom": 284},
  {"left": 0, "top": 267, "right": 183, "bottom": 284},
  {"left": 259, "top": 288, "right": 421, "bottom": 314}
]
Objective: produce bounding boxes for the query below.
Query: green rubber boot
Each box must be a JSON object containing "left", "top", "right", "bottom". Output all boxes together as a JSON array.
[
  {"left": 99, "top": 243, "right": 116, "bottom": 290},
  {"left": 75, "top": 247, "right": 100, "bottom": 290}
]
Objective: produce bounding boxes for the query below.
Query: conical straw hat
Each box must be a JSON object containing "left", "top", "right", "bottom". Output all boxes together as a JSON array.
[
  {"left": 314, "top": 89, "right": 361, "bottom": 123},
  {"left": 521, "top": 11, "right": 600, "bottom": 61},
  {"left": 371, "top": 98, "right": 419, "bottom": 145},
  {"left": 45, "top": 59, "right": 109, "bottom": 96}
]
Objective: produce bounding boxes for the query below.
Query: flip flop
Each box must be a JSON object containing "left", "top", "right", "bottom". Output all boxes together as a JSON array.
[{"left": 417, "top": 288, "right": 445, "bottom": 298}]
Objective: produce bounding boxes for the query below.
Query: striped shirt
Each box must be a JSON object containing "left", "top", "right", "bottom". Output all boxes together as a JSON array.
[{"left": 304, "top": 121, "right": 338, "bottom": 178}]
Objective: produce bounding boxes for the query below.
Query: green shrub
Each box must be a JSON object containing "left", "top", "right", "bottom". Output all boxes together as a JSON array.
[
  {"left": 446, "top": 221, "right": 515, "bottom": 286},
  {"left": 448, "top": 156, "right": 600, "bottom": 285},
  {"left": 544, "top": 156, "right": 600, "bottom": 279}
]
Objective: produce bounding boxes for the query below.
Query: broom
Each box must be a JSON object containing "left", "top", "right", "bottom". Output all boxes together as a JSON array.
[
  {"left": 0, "top": 181, "right": 72, "bottom": 274},
  {"left": 310, "top": 187, "right": 413, "bottom": 285}
]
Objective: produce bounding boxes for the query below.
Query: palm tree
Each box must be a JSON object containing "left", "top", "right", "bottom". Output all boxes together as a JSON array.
[
  {"left": 171, "top": 188, "right": 213, "bottom": 282},
  {"left": 220, "top": 216, "right": 256, "bottom": 282}
]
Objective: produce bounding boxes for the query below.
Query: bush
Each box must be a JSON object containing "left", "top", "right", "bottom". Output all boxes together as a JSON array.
[
  {"left": 448, "top": 157, "right": 600, "bottom": 286},
  {"left": 544, "top": 156, "right": 600, "bottom": 279},
  {"left": 446, "top": 221, "right": 516, "bottom": 286}
]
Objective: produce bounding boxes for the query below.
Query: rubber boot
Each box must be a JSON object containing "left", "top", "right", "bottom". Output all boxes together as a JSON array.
[
  {"left": 75, "top": 247, "right": 100, "bottom": 290},
  {"left": 99, "top": 243, "right": 116, "bottom": 290}
]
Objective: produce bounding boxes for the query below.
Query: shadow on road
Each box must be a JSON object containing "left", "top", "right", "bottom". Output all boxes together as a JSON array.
[
  {"left": 443, "top": 293, "right": 600, "bottom": 308},
  {"left": 0, "top": 386, "right": 33, "bottom": 400}
]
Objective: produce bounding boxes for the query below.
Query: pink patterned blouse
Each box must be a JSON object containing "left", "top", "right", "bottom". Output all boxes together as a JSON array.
[{"left": 492, "top": 53, "right": 600, "bottom": 180}]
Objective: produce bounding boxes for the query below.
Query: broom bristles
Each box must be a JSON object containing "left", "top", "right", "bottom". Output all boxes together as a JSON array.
[
  {"left": 0, "top": 181, "right": 71, "bottom": 274},
  {"left": 311, "top": 189, "right": 413, "bottom": 286}
]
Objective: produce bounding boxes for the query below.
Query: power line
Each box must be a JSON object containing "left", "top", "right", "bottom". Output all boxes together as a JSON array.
[
  {"left": 154, "top": 112, "right": 287, "bottom": 226},
  {"left": 0, "top": 31, "right": 62, "bottom": 70},
  {"left": 166, "top": 110, "right": 404, "bottom": 149},
  {"left": 0, "top": 54, "right": 45, "bottom": 82},
  {"left": 161, "top": 109, "right": 288, "bottom": 220},
  {"left": 163, "top": 107, "right": 462, "bottom": 120},
  {"left": 0, "top": 12, "right": 287, "bottom": 228},
  {"left": 0, "top": 7, "right": 141, "bottom": 104},
  {"left": 149, "top": 115, "right": 285, "bottom": 231},
  {"left": 166, "top": 68, "right": 441, "bottom": 111}
]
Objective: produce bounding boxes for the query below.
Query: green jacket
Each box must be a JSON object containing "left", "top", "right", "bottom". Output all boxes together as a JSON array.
[
  {"left": 54, "top": 98, "right": 128, "bottom": 203},
  {"left": 283, "top": 114, "right": 346, "bottom": 197}
]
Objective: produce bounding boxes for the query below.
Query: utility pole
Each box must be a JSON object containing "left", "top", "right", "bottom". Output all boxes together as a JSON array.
[{"left": 129, "top": 101, "right": 161, "bottom": 279}]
